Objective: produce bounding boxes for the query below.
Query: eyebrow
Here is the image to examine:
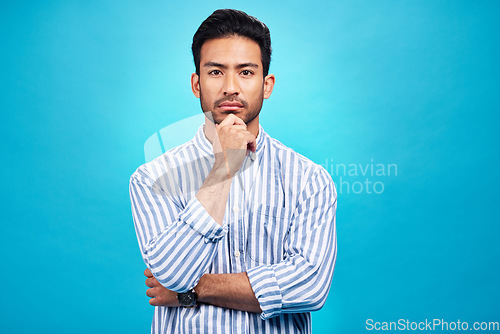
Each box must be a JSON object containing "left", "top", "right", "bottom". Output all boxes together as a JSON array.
[
  {"left": 236, "top": 62, "right": 259, "bottom": 69},
  {"left": 203, "top": 61, "right": 260, "bottom": 69}
]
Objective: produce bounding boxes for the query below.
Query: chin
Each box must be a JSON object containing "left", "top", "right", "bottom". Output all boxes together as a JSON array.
[{"left": 215, "top": 112, "right": 243, "bottom": 124}]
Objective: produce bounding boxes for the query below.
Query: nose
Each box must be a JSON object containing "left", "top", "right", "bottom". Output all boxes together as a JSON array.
[{"left": 223, "top": 73, "right": 239, "bottom": 96}]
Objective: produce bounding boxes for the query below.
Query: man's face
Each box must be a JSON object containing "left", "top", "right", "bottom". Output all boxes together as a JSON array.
[{"left": 191, "top": 36, "right": 274, "bottom": 126}]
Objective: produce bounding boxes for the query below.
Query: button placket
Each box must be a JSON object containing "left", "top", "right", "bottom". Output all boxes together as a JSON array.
[
  {"left": 228, "top": 169, "right": 245, "bottom": 271},
  {"left": 236, "top": 164, "right": 251, "bottom": 269}
]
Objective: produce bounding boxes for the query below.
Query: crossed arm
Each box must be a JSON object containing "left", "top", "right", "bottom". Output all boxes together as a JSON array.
[{"left": 144, "top": 268, "right": 261, "bottom": 313}]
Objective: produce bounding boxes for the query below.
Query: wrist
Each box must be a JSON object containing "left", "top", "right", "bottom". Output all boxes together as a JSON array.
[
  {"left": 213, "top": 150, "right": 244, "bottom": 179},
  {"left": 195, "top": 274, "right": 211, "bottom": 304},
  {"left": 210, "top": 159, "right": 234, "bottom": 182}
]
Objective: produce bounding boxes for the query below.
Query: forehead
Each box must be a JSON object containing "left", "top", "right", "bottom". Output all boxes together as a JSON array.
[{"left": 200, "top": 36, "right": 262, "bottom": 67}]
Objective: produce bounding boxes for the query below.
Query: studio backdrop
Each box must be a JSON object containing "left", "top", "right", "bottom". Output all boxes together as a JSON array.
[{"left": 1, "top": 1, "right": 499, "bottom": 333}]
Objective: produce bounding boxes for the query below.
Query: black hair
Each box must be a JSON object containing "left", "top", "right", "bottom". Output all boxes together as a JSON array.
[{"left": 192, "top": 9, "right": 272, "bottom": 77}]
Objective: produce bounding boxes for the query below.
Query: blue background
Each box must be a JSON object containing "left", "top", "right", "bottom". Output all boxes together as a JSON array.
[{"left": 1, "top": 0, "right": 499, "bottom": 333}]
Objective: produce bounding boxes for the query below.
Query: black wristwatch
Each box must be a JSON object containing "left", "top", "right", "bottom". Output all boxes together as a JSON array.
[{"left": 177, "top": 289, "right": 198, "bottom": 308}]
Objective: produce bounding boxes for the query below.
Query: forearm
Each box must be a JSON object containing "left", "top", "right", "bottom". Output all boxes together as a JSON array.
[
  {"left": 196, "top": 272, "right": 262, "bottom": 313},
  {"left": 196, "top": 158, "right": 233, "bottom": 224},
  {"left": 197, "top": 116, "right": 257, "bottom": 224}
]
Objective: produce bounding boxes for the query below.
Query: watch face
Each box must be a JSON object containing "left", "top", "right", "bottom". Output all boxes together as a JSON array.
[{"left": 178, "top": 290, "right": 197, "bottom": 307}]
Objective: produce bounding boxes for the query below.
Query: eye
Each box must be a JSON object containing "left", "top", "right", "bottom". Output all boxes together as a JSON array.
[
  {"left": 241, "top": 70, "right": 253, "bottom": 76},
  {"left": 209, "top": 69, "right": 222, "bottom": 76}
]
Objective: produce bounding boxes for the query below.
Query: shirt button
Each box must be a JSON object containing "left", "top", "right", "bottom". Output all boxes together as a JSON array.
[
  {"left": 232, "top": 206, "right": 239, "bottom": 213},
  {"left": 234, "top": 250, "right": 241, "bottom": 258}
]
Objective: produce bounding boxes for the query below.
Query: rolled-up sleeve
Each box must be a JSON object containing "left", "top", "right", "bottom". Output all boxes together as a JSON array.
[
  {"left": 247, "top": 167, "right": 337, "bottom": 320},
  {"left": 129, "top": 165, "right": 227, "bottom": 292},
  {"left": 178, "top": 196, "right": 228, "bottom": 243}
]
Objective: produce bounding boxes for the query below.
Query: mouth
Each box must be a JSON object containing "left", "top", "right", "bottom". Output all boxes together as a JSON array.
[{"left": 218, "top": 101, "right": 244, "bottom": 112}]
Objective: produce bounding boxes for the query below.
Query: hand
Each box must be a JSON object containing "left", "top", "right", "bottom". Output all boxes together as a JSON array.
[
  {"left": 144, "top": 268, "right": 181, "bottom": 307},
  {"left": 213, "top": 114, "right": 256, "bottom": 178}
]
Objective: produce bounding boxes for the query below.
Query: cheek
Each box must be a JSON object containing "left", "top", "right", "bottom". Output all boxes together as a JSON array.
[
  {"left": 241, "top": 79, "right": 261, "bottom": 90},
  {"left": 200, "top": 82, "right": 217, "bottom": 99},
  {"left": 244, "top": 83, "right": 264, "bottom": 101},
  {"left": 202, "top": 81, "right": 223, "bottom": 97}
]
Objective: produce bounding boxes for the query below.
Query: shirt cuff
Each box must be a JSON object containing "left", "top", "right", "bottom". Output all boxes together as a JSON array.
[
  {"left": 247, "top": 264, "right": 283, "bottom": 320},
  {"left": 178, "top": 196, "right": 228, "bottom": 243}
]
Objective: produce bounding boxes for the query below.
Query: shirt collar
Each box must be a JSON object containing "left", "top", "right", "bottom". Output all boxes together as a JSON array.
[{"left": 193, "top": 123, "right": 266, "bottom": 161}]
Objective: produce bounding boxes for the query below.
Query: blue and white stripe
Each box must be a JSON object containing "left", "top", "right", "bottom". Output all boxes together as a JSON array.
[{"left": 130, "top": 124, "right": 337, "bottom": 333}]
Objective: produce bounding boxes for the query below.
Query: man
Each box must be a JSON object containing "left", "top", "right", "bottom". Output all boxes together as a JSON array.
[{"left": 129, "top": 9, "right": 337, "bottom": 333}]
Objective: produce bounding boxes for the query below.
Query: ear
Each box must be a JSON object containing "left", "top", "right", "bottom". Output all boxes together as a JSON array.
[
  {"left": 191, "top": 73, "right": 200, "bottom": 98},
  {"left": 263, "top": 74, "right": 275, "bottom": 99}
]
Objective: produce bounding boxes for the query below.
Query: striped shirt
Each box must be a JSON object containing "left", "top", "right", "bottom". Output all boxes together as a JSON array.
[{"left": 129, "top": 124, "right": 337, "bottom": 334}]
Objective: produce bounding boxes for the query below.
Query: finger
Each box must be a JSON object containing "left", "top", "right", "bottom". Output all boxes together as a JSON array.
[
  {"left": 145, "top": 277, "right": 156, "bottom": 288},
  {"left": 247, "top": 141, "right": 256, "bottom": 153},
  {"left": 144, "top": 268, "right": 153, "bottom": 277},
  {"left": 244, "top": 133, "right": 257, "bottom": 153},
  {"left": 146, "top": 287, "right": 156, "bottom": 298},
  {"left": 227, "top": 131, "right": 255, "bottom": 150},
  {"left": 149, "top": 297, "right": 162, "bottom": 307},
  {"left": 231, "top": 115, "right": 246, "bottom": 126},
  {"left": 148, "top": 290, "right": 169, "bottom": 307},
  {"left": 219, "top": 113, "right": 245, "bottom": 127},
  {"left": 218, "top": 124, "right": 247, "bottom": 133},
  {"left": 231, "top": 124, "right": 248, "bottom": 131}
]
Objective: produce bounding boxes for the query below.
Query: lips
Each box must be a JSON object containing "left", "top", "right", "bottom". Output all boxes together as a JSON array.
[{"left": 218, "top": 101, "right": 244, "bottom": 111}]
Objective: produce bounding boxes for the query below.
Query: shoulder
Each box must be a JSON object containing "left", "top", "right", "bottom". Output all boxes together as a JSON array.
[
  {"left": 130, "top": 139, "right": 197, "bottom": 184},
  {"left": 262, "top": 132, "right": 337, "bottom": 207},
  {"left": 265, "top": 134, "right": 333, "bottom": 185}
]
